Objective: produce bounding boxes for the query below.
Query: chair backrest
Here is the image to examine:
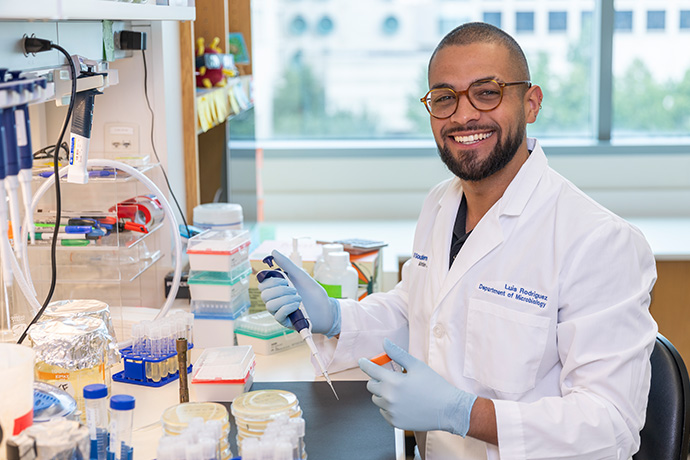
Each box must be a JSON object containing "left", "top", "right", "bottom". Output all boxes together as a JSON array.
[{"left": 633, "top": 333, "right": 690, "bottom": 460}]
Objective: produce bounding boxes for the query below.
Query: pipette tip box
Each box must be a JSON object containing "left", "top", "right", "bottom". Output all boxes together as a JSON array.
[
  {"left": 234, "top": 311, "right": 303, "bottom": 355},
  {"left": 188, "top": 269, "right": 251, "bottom": 304},
  {"left": 186, "top": 229, "right": 251, "bottom": 272},
  {"left": 191, "top": 346, "right": 255, "bottom": 402}
]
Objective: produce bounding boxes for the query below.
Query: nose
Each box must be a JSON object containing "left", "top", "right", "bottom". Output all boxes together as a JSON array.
[{"left": 449, "top": 92, "right": 481, "bottom": 125}]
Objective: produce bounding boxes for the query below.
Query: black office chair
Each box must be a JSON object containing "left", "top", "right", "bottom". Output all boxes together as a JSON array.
[{"left": 633, "top": 333, "right": 690, "bottom": 460}]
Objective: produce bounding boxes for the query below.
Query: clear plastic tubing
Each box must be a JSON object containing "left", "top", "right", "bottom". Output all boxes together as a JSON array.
[
  {"left": 84, "top": 384, "right": 109, "bottom": 460},
  {"left": 108, "top": 394, "right": 135, "bottom": 460}
]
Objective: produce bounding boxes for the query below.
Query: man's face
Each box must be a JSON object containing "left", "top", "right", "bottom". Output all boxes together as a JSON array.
[{"left": 428, "top": 43, "right": 528, "bottom": 182}]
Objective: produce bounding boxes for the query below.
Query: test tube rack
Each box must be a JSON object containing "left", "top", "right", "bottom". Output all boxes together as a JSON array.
[{"left": 112, "top": 343, "right": 194, "bottom": 388}]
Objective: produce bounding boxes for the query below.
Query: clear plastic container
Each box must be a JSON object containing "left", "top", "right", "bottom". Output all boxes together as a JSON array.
[
  {"left": 109, "top": 394, "right": 135, "bottom": 460},
  {"left": 186, "top": 229, "right": 251, "bottom": 272},
  {"left": 83, "top": 383, "right": 109, "bottom": 460},
  {"left": 191, "top": 346, "right": 255, "bottom": 402},
  {"left": 33, "top": 381, "right": 78, "bottom": 423},
  {"left": 231, "top": 390, "right": 303, "bottom": 453},
  {"left": 161, "top": 401, "right": 232, "bottom": 458},
  {"left": 234, "top": 311, "right": 303, "bottom": 355},
  {"left": 188, "top": 269, "right": 251, "bottom": 303}
]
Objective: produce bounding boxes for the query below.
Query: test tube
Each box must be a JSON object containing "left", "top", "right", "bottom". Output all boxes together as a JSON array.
[
  {"left": 273, "top": 440, "right": 292, "bottom": 460},
  {"left": 144, "top": 322, "right": 153, "bottom": 381},
  {"left": 109, "top": 394, "right": 135, "bottom": 460},
  {"left": 83, "top": 384, "right": 109, "bottom": 460},
  {"left": 131, "top": 324, "right": 144, "bottom": 356},
  {"left": 151, "top": 326, "right": 163, "bottom": 383},
  {"left": 289, "top": 417, "right": 306, "bottom": 459},
  {"left": 161, "top": 321, "right": 173, "bottom": 377},
  {"left": 199, "top": 437, "right": 217, "bottom": 460}
]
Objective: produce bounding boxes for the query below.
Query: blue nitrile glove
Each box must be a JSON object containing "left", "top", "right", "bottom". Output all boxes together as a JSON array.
[
  {"left": 358, "top": 338, "right": 478, "bottom": 436},
  {"left": 258, "top": 250, "right": 341, "bottom": 337}
]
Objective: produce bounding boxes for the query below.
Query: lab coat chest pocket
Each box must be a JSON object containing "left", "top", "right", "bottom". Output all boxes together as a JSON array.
[{"left": 464, "top": 298, "right": 551, "bottom": 394}]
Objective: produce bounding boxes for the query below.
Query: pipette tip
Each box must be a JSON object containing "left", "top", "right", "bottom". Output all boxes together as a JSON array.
[{"left": 326, "top": 377, "right": 339, "bottom": 400}]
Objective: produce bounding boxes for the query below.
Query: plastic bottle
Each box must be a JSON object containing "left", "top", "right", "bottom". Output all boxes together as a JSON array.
[
  {"left": 313, "top": 243, "right": 344, "bottom": 281},
  {"left": 315, "top": 251, "right": 358, "bottom": 300},
  {"left": 84, "top": 384, "right": 109, "bottom": 460},
  {"left": 108, "top": 394, "right": 135, "bottom": 460},
  {"left": 289, "top": 237, "right": 303, "bottom": 268}
]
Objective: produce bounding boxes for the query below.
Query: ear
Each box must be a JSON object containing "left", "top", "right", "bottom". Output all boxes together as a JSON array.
[{"left": 524, "top": 85, "right": 543, "bottom": 124}]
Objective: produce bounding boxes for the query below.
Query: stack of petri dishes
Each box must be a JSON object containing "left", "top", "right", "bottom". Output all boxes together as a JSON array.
[
  {"left": 231, "top": 390, "right": 305, "bottom": 458},
  {"left": 161, "top": 402, "right": 233, "bottom": 460}
]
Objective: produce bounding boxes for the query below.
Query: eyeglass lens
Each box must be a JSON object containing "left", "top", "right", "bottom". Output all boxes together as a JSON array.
[{"left": 426, "top": 80, "right": 503, "bottom": 117}]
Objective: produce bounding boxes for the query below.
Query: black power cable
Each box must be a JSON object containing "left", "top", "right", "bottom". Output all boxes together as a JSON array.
[
  {"left": 141, "top": 49, "right": 191, "bottom": 238},
  {"left": 17, "top": 41, "right": 77, "bottom": 344}
]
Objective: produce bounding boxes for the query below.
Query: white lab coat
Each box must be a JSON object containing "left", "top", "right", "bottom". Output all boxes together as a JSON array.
[{"left": 315, "top": 138, "right": 658, "bottom": 460}]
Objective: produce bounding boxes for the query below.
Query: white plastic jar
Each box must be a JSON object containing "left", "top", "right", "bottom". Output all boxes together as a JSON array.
[
  {"left": 193, "top": 203, "right": 243, "bottom": 230},
  {"left": 315, "top": 251, "right": 358, "bottom": 300}
]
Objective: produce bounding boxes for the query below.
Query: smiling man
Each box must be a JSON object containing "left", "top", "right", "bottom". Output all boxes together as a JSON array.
[{"left": 259, "top": 22, "right": 658, "bottom": 459}]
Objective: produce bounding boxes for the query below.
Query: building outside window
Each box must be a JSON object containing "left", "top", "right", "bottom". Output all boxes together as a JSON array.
[
  {"left": 548, "top": 11, "right": 568, "bottom": 32},
  {"left": 317, "top": 16, "right": 334, "bottom": 35},
  {"left": 382, "top": 15, "right": 400, "bottom": 35},
  {"left": 289, "top": 15, "right": 308, "bottom": 35},
  {"left": 483, "top": 11, "right": 502, "bottom": 28},
  {"left": 516, "top": 11, "right": 535, "bottom": 32},
  {"left": 234, "top": 0, "right": 689, "bottom": 143},
  {"left": 681, "top": 10, "right": 690, "bottom": 29},
  {"left": 615, "top": 10, "right": 633, "bottom": 31},
  {"left": 646, "top": 10, "right": 665, "bottom": 31}
]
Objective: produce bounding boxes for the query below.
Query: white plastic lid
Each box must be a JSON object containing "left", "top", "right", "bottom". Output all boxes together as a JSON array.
[
  {"left": 193, "top": 203, "right": 243, "bottom": 227},
  {"left": 327, "top": 251, "right": 350, "bottom": 270},
  {"left": 186, "top": 229, "right": 251, "bottom": 255},
  {"left": 321, "top": 243, "right": 344, "bottom": 258},
  {"left": 191, "top": 346, "right": 255, "bottom": 384}
]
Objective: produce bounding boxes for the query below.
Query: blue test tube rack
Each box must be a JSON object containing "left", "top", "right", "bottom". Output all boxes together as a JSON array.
[{"left": 112, "top": 343, "right": 194, "bottom": 388}]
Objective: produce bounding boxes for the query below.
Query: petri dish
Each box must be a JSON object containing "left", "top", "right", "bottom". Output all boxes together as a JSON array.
[
  {"left": 231, "top": 390, "right": 299, "bottom": 421},
  {"left": 161, "top": 402, "right": 229, "bottom": 433}
]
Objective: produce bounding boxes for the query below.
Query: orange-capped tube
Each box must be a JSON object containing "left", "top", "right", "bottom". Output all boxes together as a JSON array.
[{"left": 371, "top": 352, "right": 392, "bottom": 366}]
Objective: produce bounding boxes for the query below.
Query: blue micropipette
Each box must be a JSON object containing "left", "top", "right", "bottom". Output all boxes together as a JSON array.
[{"left": 257, "top": 256, "right": 339, "bottom": 400}]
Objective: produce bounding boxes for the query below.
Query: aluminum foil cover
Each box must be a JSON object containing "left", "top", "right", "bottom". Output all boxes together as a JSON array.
[
  {"left": 28, "top": 316, "right": 119, "bottom": 369},
  {"left": 42, "top": 299, "right": 117, "bottom": 341}
]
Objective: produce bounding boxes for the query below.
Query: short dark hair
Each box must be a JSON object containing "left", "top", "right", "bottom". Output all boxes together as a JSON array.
[{"left": 430, "top": 22, "right": 531, "bottom": 81}]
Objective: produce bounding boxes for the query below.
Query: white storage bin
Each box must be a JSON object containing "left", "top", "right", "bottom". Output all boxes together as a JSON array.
[{"left": 191, "top": 346, "right": 255, "bottom": 402}]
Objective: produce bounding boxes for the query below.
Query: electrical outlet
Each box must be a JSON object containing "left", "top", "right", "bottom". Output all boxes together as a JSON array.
[{"left": 104, "top": 123, "right": 139, "bottom": 154}]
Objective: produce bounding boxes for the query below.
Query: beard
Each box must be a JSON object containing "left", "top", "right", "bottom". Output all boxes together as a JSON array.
[{"left": 437, "top": 122, "right": 525, "bottom": 182}]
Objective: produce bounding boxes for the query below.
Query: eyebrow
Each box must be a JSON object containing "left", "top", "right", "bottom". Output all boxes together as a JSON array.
[{"left": 430, "top": 75, "right": 499, "bottom": 91}]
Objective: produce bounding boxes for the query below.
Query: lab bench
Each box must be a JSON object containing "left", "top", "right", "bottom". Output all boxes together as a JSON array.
[
  {"left": 109, "top": 216, "right": 689, "bottom": 459},
  {"left": 112, "top": 340, "right": 405, "bottom": 460}
]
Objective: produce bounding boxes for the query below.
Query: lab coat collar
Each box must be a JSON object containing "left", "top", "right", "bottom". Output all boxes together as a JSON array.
[
  {"left": 432, "top": 138, "right": 547, "bottom": 215},
  {"left": 433, "top": 137, "right": 548, "bottom": 306},
  {"left": 497, "top": 137, "right": 548, "bottom": 217}
]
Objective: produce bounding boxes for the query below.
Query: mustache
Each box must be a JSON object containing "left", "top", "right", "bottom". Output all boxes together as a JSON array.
[{"left": 441, "top": 124, "right": 498, "bottom": 137}]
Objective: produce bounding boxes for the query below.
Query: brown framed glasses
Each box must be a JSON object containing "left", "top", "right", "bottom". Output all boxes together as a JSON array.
[{"left": 420, "top": 79, "right": 532, "bottom": 119}]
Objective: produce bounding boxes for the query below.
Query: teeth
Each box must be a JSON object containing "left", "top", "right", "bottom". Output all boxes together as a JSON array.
[{"left": 453, "top": 132, "right": 492, "bottom": 144}]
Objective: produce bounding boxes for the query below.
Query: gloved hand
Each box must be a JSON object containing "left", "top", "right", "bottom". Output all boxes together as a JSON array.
[
  {"left": 359, "top": 338, "right": 478, "bottom": 436},
  {"left": 258, "top": 250, "right": 341, "bottom": 337}
]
